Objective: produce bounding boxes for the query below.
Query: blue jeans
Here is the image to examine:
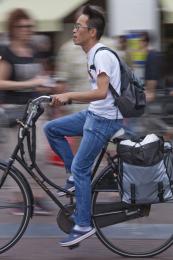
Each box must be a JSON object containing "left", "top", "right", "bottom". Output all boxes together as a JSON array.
[{"left": 44, "top": 110, "right": 124, "bottom": 226}]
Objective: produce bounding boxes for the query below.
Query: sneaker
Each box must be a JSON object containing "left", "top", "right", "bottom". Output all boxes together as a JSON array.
[
  {"left": 12, "top": 202, "right": 52, "bottom": 216},
  {"left": 12, "top": 202, "right": 25, "bottom": 216},
  {"left": 59, "top": 227, "right": 96, "bottom": 247},
  {"left": 34, "top": 206, "right": 52, "bottom": 216},
  {"left": 58, "top": 179, "right": 75, "bottom": 197},
  {"left": 12, "top": 209, "right": 24, "bottom": 216},
  {"left": 34, "top": 200, "right": 52, "bottom": 216}
]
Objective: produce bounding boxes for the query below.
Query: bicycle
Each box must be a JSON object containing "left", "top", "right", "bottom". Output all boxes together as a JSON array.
[{"left": 0, "top": 95, "right": 173, "bottom": 258}]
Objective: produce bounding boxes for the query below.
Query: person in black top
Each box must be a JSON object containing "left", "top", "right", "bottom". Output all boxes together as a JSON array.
[
  {"left": 0, "top": 8, "right": 51, "bottom": 104},
  {"left": 1, "top": 44, "right": 43, "bottom": 104},
  {"left": 140, "top": 32, "right": 163, "bottom": 102},
  {"left": 128, "top": 31, "right": 173, "bottom": 138},
  {"left": 0, "top": 8, "right": 54, "bottom": 215}
]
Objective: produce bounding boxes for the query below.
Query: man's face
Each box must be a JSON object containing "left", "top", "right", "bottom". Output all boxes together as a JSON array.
[{"left": 73, "top": 14, "right": 93, "bottom": 46}]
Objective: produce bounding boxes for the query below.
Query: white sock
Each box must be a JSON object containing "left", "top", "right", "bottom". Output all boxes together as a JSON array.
[
  {"left": 68, "top": 175, "right": 74, "bottom": 182},
  {"left": 73, "top": 224, "right": 92, "bottom": 232}
]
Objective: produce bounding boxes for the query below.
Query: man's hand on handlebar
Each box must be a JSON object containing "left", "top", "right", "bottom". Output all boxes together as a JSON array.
[{"left": 50, "top": 93, "right": 72, "bottom": 106}]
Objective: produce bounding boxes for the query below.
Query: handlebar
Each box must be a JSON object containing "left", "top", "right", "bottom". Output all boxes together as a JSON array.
[
  {"left": 24, "top": 95, "right": 72, "bottom": 127},
  {"left": 31, "top": 95, "right": 73, "bottom": 106},
  {"left": 31, "top": 95, "right": 52, "bottom": 105}
]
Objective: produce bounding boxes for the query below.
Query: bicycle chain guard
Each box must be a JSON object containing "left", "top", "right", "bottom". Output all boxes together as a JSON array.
[{"left": 93, "top": 202, "right": 151, "bottom": 228}]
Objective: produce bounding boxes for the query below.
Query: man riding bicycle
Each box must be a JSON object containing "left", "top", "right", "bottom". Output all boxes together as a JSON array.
[{"left": 44, "top": 4, "right": 125, "bottom": 247}]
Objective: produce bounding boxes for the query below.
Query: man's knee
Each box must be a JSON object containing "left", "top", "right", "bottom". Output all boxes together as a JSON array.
[
  {"left": 43, "top": 121, "right": 51, "bottom": 136},
  {"left": 43, "top": 119, "right": 65, "bottom": 139}
]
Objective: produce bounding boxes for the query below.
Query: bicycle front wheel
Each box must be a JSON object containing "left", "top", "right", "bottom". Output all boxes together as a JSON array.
[
  {"left": 92, "top": 165, "right": 173, "bottom": 258},
  {"left": 0, "top": 162, "right": 32, "bottom": 254}
]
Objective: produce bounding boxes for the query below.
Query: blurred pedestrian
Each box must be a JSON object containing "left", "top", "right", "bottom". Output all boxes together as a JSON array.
[
  {"left": 116, "top": 35, "right": 132, "bottom": 67},
  {"left": 128, "top": 31, "right": 172, "bottom": 138},
  {"left": 161, "top": 43, "right": 173, "bottom": 125},
  {"left": 0, "top": 8, "right": 54, "bottom": 215},
  {"left": 140, "top": 32, "right": 162, "bottom": 102}
]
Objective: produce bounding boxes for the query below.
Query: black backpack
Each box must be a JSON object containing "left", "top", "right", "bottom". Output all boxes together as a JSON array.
[{"left": 91, "top": 47, "right": 146, "bottom": 118}]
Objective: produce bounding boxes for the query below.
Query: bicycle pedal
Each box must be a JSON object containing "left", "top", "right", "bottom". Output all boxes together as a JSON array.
[{"left": 68, "top": 243, "right": 80, "bottom": 250}]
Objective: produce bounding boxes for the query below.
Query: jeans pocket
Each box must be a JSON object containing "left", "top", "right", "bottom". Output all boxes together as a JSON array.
[
  {"left": 90, "top": 112, "right": 106, "bottom": 121},
  {"left": 85, "top": 112, "right": 112, "bottom": 137}
]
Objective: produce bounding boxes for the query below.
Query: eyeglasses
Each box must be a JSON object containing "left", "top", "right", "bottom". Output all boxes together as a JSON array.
[
  {"left": 73, "top": 23, "right": 94, "bottom": 31},
  {"left": 14, "top": 24, "right": 34, "bottom": 29}
]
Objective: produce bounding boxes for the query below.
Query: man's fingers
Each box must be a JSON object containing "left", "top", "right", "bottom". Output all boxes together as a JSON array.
[
  {"left": 50, "top": 97, "right": 58, "bottom": 106},
  {"left": 50, "top": 97, "right": 62, "bottom": 106}
]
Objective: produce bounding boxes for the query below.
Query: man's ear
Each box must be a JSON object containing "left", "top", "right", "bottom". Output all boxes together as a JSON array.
[{"left": 90, "top": 28, "right": 97, "bottom": 39}]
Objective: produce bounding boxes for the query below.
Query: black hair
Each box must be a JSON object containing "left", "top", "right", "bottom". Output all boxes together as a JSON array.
[{"left": 81, "top": 5, "right": 105, "bottom": 40}]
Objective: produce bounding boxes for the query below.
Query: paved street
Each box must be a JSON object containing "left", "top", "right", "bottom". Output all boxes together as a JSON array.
[
  {"left": 3, "top": 234, "right": 173, "bottom": 260},
  {"left": 0, "top": 186, "right": 173, "bottom": 260}
]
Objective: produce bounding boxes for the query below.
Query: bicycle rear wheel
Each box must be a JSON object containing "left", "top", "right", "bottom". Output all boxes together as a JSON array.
[
  {"left": 0, "top": 162, "right": 32, "bottom": 254},
  {"left": 92, "top": 164, "right": 173, "bottom": 257}
]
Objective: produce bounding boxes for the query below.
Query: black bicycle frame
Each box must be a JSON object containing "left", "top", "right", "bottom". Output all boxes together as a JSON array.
[{"left": 1, "top": 118, "right": 111, "bottom": 215}]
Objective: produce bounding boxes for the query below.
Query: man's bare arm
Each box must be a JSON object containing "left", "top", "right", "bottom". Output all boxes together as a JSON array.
[{"left": 51, "top": 72, "right": 109, "bottom": 105}]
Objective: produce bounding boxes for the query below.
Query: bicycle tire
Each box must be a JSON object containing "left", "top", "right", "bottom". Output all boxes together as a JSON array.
[
  {"left": 92, "top": 164, "right": 173, "bottom": 258},
  {"left": 0, "top": 162, "right": 32, "bottom": 254}
]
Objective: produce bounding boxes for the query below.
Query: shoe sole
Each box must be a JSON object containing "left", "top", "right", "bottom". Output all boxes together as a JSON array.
[
  {"left": 34, "top": 211, "right": 53, "bottom": 216},
  {"left": 60, "top": 228, "right": 96, "bottom": 247},
  {"left": 12, "top": 212, "right": 24, "bottom": 216},
  {"left": 58, "top": 186, "right": 75, "bottom": 197},
  {"left": 12, "top": 211, "right": 52, "bottom": 216}
]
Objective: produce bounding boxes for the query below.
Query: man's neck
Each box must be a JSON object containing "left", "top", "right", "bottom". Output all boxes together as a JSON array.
[{"left": 82, "top": 39, "right": 99, "bottom": 53}]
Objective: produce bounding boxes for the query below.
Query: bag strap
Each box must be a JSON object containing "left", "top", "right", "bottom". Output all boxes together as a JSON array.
[
  {"left": 158, "top": 182, "right": 164, "bottom": 202},
  {"left": 92, "top": 46, "right": 123, "bottom": 70},
  {"left": 130, "top": 184, "right": 136, "bottom": 204},
  {"left": 90, "top": 46, "right": 122, "bottom": 100}
]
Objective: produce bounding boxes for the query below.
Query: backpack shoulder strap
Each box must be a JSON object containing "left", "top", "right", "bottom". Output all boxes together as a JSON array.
[
  {"left": 91, "top": 46, "right": 123, "bottom": 71},
  {"left": 90, "top": 46, "right": 122, "bottom": 98}
]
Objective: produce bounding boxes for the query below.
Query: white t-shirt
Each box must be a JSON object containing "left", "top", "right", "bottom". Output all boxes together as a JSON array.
[{"left": 87, "top": 43, "right": 123, "bottom": 119}]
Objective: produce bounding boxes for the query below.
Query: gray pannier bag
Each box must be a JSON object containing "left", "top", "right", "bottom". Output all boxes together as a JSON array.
[{"left": 117, "top": 134, "right": 173, "bottom": 204}]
